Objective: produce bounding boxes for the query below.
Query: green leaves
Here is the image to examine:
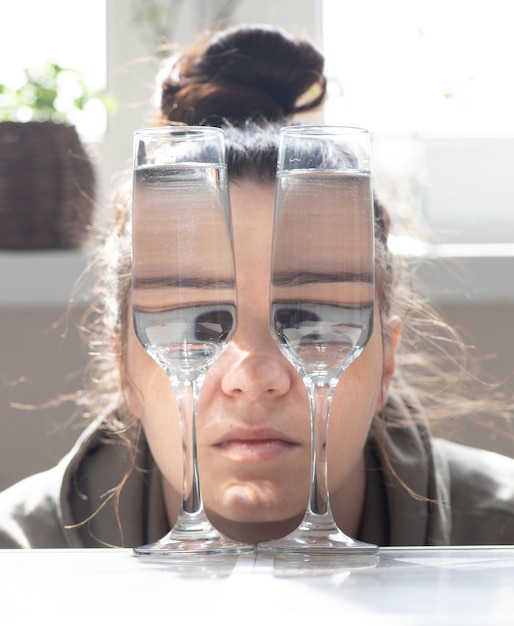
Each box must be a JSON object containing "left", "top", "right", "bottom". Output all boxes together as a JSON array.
[{"left": 0, "top": 61, "right": 112, "bottom": 124}]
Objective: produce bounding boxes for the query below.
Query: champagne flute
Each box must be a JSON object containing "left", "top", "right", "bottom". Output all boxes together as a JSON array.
[
  {"left": 131, "top": 126, "right": 254, "bottom": 557},
  {"left": 259, "top": 126, "right": 378, "bottom": 556}
]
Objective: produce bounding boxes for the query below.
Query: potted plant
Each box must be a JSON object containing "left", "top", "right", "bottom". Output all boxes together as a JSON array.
[{"left": 0, "top": 62, "right": 109, "bottom": 250}]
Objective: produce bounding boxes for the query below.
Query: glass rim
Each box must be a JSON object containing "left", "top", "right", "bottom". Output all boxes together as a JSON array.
[
  {"left": 133, "top": 125, "right": 224, "bottom": 141},
  {"left": 279, "top": 124, "right": 369, "bottom": 137}
]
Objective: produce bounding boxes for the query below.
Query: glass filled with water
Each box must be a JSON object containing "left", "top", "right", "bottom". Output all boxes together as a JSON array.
[
  {"left": 132, "top": 126, "right": 254, "bottom": 557},
  {"left": 259, "top": 125, "right": 379, "bottom": 558}
]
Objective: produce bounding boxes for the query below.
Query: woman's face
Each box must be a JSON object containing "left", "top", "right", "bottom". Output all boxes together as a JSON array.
[{"left": 124, "top": 181, "right": 399, "bottom": 542}]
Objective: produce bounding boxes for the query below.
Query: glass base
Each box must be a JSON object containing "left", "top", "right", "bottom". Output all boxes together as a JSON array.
[
  {"left": 257, "top": 514, "right": 378, "bottom": 556},
  {"left": 258, "top": 530, "right": 378, "bottom": 556},
  {"left": 134, "top": 508, "right": 256, "bottom": 558},
  {"left": 134, "top": 527, "right": 255, "bottom": 558}
]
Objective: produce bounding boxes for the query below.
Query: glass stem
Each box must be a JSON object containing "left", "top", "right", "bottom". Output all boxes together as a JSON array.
[
  {"left": 306, "top": 378, "right": 335, "bottom": 518},
  {"left": 172, "top": 375, "right": 206, "bottom": 525}
]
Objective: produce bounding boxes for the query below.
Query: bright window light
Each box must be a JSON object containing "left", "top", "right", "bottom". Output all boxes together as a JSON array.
[
  {"left": 323, "top": 0, "right": 514, "bottom": 135},
  {"left": 1, "top": 0, "right": 106, "bottom": 142}
]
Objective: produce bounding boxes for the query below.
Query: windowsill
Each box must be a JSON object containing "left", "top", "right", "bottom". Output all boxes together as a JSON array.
[
  {"left": 2, "top": 244, "right": 514, "bottom": 307},
  {"left": 1, "top": 250, "right": 89, "bottom": 307},
  {"left": 392, "top": 239, "right": 514, "bottom": 303}
]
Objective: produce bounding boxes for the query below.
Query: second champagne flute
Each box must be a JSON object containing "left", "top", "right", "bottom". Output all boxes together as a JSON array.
[
  {"left": 259, "top": 125, "right": 379, "bottom": 557},
  {"left": 131, "top": 126, "right": 254, "bottom": 557}
]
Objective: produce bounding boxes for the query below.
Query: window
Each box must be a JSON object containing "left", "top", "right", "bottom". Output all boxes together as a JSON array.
[
  {"left": 1, "top": 0, "right": 106, "bottom": 142},
  {"left": 322, "top": 0, "right": 514, "bottom": 244},
  {"left": 322, "top": 0, "right": 514, "bottom": 135}
]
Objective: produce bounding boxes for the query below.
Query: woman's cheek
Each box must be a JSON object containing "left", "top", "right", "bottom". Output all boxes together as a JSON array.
[
  {"left": 326, "top": 356, "right": 381, "bottom": 487},
  {"left": 140, "top": 369, "right": 184, "bottom": 491}
]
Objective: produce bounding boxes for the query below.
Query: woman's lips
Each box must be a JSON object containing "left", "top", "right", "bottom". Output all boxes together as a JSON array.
[{"left": 213, "top": 428, "right": 300, "bottom": 461}]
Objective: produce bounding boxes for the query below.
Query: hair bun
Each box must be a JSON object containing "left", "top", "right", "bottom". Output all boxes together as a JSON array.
[{"left": 160, "top": 24, "right": 326, "bottom": 126}]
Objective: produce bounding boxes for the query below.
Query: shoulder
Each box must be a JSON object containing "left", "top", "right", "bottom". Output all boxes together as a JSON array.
[
  {"left": 0, "top": 415, "right": 113, "bottom": 549},
  {"left": 0, "top": 467, "right": 67, "bottom": 548},
  {"left": 433, "top": 438, "right": 514, "bottom": 543},
  {"left": 434, "top": 438, "right": 514, "bottom": 497}
]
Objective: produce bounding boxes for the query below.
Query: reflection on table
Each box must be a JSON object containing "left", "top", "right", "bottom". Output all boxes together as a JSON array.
[{"left": 1, "top": 547, "right": 513, "bottom": 624}]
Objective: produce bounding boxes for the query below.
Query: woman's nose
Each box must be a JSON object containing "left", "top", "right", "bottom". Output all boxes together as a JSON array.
[{"left": 219, "top": 334, "right": 293, "bottom": 402}]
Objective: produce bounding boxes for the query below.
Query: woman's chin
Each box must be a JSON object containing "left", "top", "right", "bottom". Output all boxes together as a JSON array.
[
  {"left": 206, "top": 509, "right": 303, "bottom": 544},
  {"left": 203, "top": 482, "right": 306, "bottom": 543}
]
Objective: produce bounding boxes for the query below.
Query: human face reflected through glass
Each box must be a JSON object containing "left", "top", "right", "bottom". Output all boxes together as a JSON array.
[{"left": 124, "top": 181, "right": 392, "bottom": 543}]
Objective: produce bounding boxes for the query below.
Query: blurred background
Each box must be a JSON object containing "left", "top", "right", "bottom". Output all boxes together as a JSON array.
[{"left": 1, "top": 0, "right": 514, "bottom": 491}]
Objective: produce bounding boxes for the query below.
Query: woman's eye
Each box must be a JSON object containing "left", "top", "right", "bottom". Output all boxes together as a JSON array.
[
  {"left": 194, "top": 308, "right": 234, "bottom": 342},
  {"left": 274, "top": 307, "right": 319, "bottom": 330}
]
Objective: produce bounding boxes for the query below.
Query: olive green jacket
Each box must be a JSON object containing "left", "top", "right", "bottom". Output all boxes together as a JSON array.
[{"left": 1, "top": 397, "right": 514, "bottom": 549}]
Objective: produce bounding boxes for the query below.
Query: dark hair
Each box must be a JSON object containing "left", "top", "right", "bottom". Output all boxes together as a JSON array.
[{"left": 159, "top": 24, "right": 326, "bottom": 127}]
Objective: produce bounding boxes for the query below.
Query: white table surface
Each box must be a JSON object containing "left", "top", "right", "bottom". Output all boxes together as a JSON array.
[{"left": 1, "top": 546, "right": 513, "bottom": 624}]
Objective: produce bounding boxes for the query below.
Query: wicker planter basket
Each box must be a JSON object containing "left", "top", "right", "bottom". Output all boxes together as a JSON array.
[{"left": 0, "top": 121, "right": 96, "bottom": 250}]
